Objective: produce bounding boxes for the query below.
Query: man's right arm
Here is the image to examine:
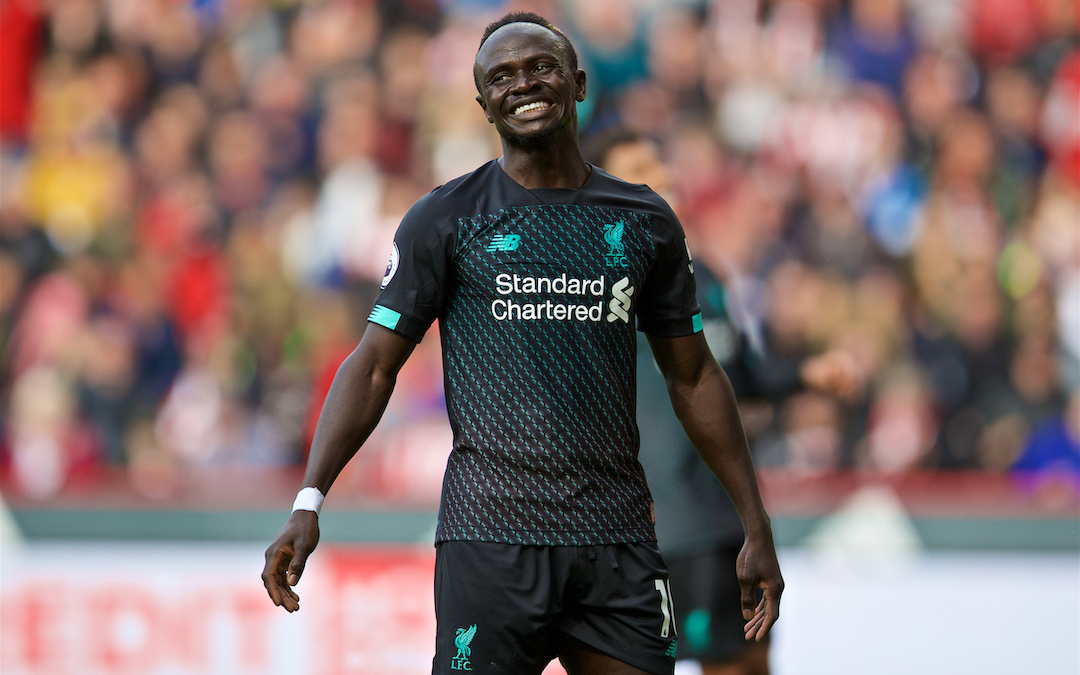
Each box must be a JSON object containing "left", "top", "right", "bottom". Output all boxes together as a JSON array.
[
  {"left": 261, "top": 323, "right": 417, "bottom": 612},
  {"left": 646, "top": 331, "right": 783, "bottom": 640}
]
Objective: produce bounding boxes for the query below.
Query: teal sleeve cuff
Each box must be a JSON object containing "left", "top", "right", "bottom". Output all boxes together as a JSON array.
[{"left": 368, "top": 304, "right": 401, "bottom": 331}]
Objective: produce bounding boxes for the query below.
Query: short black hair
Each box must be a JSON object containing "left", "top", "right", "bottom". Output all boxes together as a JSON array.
[{"left": 474, "top": 11, "right": 579, "bottom": 93}]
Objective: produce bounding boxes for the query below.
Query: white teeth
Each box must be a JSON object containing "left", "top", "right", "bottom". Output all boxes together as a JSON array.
[{"left": 513, "top": 102, "right": 550, "bottom": 115}]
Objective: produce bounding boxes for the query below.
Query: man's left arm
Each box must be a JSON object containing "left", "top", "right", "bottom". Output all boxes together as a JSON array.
[{"left": 646, "top": 331, "right": 784, "bottom": 641}]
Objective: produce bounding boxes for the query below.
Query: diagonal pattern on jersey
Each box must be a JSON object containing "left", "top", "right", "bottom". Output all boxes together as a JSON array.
[{"left": 437, "top": 204, "right": 658, "bottom": 546}]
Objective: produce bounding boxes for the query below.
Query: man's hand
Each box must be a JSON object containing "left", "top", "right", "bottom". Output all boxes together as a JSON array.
[
  {"left": 262, "top": 510, "right": 320, "bottom": 612},
  {"left": 799, "top": 348, "right": 864, "bottom": 402},
  {"left": 648, "top": 332, "right": 785, "bottom": 639},
  {"left": 259, "top": 327, "right": 416, "bottom": 612},
  {"left": 737, "top": 531, "right": 784, "bottom": 641}
]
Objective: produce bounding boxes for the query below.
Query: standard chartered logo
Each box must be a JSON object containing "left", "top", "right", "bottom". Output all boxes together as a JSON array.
[
  {"left": 490, "top": 273, "right": 634, "bottom": 324},
  {"left": 607, "top": 277, "right": 634, "bottom": 323}
]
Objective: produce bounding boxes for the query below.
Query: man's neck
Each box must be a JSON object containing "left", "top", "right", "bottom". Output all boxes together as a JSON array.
[{"left": 497, "top": 140, "right": 591, "bottom": 190}]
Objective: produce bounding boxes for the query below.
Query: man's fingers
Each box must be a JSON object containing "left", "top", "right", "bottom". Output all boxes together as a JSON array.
[
  {"left": 265, "top": 574, "right": 300, "bottom": 612},
  {"left": 744, "top": 585, "right": 782, "bottom": 641},
  {"left": 280, "top": 590, "right": 300, "bottom": 612},
  {"left": 264, "top": 573, "right": 299, "bottom": 612},
  {"left": 739, "top": 580, "right": 757, "bottom": 620},
  {"left": 263, "top": 513, "right": 320, "bottom": 612},
  {"left": 749, "top": 610, "right": 775, "bottom": 641},
  {"left": 265, "top": 580, "right": 283, "bottom": 607},
  {"left": 288, "top": 543, "right": 314, "bottom": 586},
  {"left": 284, "top": 513, "right": 321, "bottom": 587},
  {"left": 262, "top": 547, "right": 288, "bottom": 589},
  {"left": 742, "top": 594, "right": 765, "bottom": 635},
  {"left": 757, "top": 585, "right": 781, "bottom": 639},
  {"left": 743, "top": 609, "right": 764, "bottom": 633},
  {"left": 263, "top": 543, "right": 303, "bottom": 612}
]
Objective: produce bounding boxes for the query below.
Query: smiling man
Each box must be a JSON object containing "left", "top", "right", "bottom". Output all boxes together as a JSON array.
[
  {"left": 473, "top": 16, "right": 583, "bottom": 150},
  {"left": 262, "top": 12, "right": 783, "bottom": 675}
]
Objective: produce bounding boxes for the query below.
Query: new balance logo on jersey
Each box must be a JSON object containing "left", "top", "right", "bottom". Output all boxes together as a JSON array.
[
  {"left": 487, "top": 234, "right": 522, "bottom": 252},
  {"left": 607, "top": 276, "right": 634, "bottom": 323}
]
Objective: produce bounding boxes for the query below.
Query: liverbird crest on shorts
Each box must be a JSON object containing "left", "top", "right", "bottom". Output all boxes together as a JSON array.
[{"left": 452, "top": 624, "right": 477, "bottom": 671}]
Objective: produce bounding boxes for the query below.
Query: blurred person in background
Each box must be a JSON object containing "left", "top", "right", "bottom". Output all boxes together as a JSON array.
[
  {"left": 588, "top": 127, "right": 861, "bottom": 675},
  {"left": 0, "top": 0, "right": 1072, "bottom": 544},
  {"left": 262, "top": 13, "right": 782, "bottom": 675},
  {"left": 1010, "top": 386, "right": 1080, "bottom": 504}
]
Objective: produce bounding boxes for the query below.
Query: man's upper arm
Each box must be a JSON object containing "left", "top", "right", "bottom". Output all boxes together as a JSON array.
[
  {"left": 645, "top": 331, "right": 715, "bottom": 388},
  {"left": 355, "top": 323, "right": 419, "bottom": 379},
  {"left": 635, "top": 198, "right": 701, "bottom": 337}
]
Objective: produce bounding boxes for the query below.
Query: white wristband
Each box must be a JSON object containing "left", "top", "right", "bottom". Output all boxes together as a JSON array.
[{"left": 292, "top": 487, "right": 325, "bottom": 515}]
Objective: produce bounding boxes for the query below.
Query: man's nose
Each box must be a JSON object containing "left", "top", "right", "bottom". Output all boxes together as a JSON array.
[{"left": 509, "top": 69, "right": 538, "bottom": 93}]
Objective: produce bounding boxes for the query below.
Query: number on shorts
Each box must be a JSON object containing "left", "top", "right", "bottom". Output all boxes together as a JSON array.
[{"left": 654, "top": 578, "right": 675, "bottom": 638}]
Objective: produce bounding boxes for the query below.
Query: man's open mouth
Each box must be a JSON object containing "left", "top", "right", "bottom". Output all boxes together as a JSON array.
[{"left": 511, "top": 101, "right": 552, "bottom": 116}]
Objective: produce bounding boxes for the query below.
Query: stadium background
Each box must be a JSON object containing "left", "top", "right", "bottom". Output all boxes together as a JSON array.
[{"left": 0, "top": 0, "right": 1077, "bottom": 673}]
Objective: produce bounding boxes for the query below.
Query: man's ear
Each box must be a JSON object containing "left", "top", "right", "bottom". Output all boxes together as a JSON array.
[
  {"left": 476, "top": 94, "right": 494, "bottom": 123},
  {"left": 574, "top": 70, "right": 587, "bottom": 102}
]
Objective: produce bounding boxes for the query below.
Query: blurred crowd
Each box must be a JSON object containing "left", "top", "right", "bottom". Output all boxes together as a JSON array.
[{"left": 0, "top": 0, "right": 1077, "bottom": 502}]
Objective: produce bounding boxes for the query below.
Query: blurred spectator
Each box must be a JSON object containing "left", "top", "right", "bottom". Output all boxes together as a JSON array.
[
  {"left": 565, "top": 0, "right": 649, "bottom": 118},
  {"left": 1011, "top": 387, "right": 1080, "bottom": 504},
  {"left": 1040, "top": 48, "right": 1080, "bottom": 190},
  {"left": 0, "top": 0, "right": 1076, "bottom": 505},
  {"left": 827, "top": 0, "right": 917, "bottom": 98},
  {"left": 0, "top": 0, "right": 43, "bottom": 145}
]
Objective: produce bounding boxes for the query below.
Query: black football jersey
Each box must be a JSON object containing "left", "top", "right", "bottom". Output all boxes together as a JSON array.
[{"left": 371, "top": 160, "right": 701, "bottom": 545}]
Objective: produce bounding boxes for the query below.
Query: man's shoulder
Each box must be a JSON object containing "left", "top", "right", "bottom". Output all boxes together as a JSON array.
[
  {"left": 400, "top": 161, "right": 499, "bottom": 229},
  {"left": 427, "top": 160, "right": 500, "bottom": 202},
  {"left": 585, "top": 166, "right": 675, "bottom": 218}
]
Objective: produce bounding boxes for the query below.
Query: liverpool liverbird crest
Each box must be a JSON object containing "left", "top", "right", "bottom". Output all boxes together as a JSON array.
[
  {"left": 604, "top": 220, "right": 628, "bottom": 267},
  {"left": 451, "top": 624, "right": 477, "bottom": 671}
]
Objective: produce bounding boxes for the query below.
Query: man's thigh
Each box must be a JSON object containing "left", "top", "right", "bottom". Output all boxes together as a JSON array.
[
  {"left": 433, "top": 541, "right": 677, "bottom": 675},
  {"left": 556, "top": 543, "right": 677, "bottom": 675},
  {"left": 556, "top": 633, "right": 656, "bottom": 675},
  {"left": 433, "top": 541, "right": 559, "bottom": 674}
]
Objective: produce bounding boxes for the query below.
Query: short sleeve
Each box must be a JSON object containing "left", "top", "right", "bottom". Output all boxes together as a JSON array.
[
  {"left": 368, "top": 192, "right": 457, "bottom": 342},
  {"left": 635, "top": 204, "right": 702, "bottom": 337}
]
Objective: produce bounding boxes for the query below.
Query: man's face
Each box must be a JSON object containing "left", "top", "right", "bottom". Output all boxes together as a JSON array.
[{"left": 474, "top": 23, "right": 586, "bottom": 147}]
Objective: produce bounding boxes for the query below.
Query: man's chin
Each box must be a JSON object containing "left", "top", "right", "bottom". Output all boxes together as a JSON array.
[{"left": 505, "top": 123, "right": 560, "bottom": 147}]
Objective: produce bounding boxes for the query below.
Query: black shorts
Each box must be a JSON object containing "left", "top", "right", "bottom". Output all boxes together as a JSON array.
[
  {"left": 665, "top": 543, "right": 768, "bottom": 663},
  {"left": 432, "top": 540, "right": 678, "bottom": 675}
]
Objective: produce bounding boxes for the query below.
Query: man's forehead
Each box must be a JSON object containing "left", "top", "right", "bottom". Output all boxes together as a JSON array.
[{"left": 476, "top": 22, "right": 566, "bottom": 66}]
